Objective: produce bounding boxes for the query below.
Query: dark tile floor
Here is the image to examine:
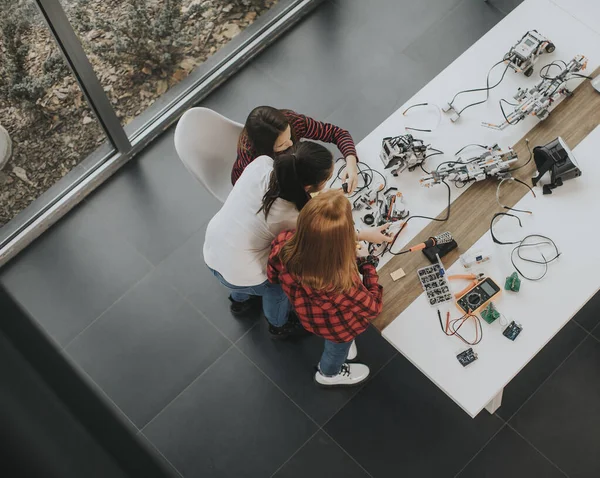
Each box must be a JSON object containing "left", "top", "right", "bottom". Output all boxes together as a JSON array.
[{"left": 2, "top": 0, "right": 600, "bottom": 477}]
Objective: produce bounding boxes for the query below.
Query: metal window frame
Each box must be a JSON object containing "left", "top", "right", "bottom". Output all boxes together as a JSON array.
[{"left": 0, "top": 0, "right": 323, "bottom": 266}]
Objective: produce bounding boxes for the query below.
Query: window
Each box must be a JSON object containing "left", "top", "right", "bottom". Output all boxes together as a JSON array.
[
  {"left": 61, "top": 0, "right": 278, "bottom": 131},
  {"left": 0, "top": 0, "right": 110, "bottom": 227}
]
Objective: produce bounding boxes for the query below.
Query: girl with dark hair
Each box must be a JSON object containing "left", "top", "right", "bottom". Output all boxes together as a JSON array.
[
  {"left": 204, "top": 141, "right": 390, "bottom": 339},
  {"left": 204, "top": 141, "right": 336, "bottom": 339},
  {"left": 268, "top": 190, "right": 383, "bottom": 387},
  {"left": 232, "top": 106, "right": 360, "bottom": 193}
]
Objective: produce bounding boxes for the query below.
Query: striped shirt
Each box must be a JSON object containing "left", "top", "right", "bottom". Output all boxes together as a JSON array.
[{"left": 231, "top": 110, "right": 357, "bottom": 184}]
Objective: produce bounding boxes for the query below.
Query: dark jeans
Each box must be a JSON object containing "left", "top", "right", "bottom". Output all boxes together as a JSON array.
[{"left": 209, "top": 268, "right": 290, "bottom": 327}]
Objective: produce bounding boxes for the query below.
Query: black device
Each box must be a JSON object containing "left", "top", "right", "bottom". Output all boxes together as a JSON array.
[
  {"left": 342, "top": 181, "right": 349, "bottom": 194},
  {"left": 456, "top": 277, "right": 501, "bottom": 315},
  {"left": 532, "top": 137, "right": 581, "bottom": 194},
  {"left": 503, "top": 321, "right": 523, "bottom": 341},
  {"left": 422, "top": 239, "right": 458, "bottom": 263},
  {"left": 457, "top": 348, "right": 478, "bottom": 367}
]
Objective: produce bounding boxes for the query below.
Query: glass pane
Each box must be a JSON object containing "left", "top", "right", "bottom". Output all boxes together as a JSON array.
[
  {"left": 0, "top": 0, "right": 110, "bottom": 228},
  {"left": 60, "top": 0, "right": 279, "bottom": 129}
]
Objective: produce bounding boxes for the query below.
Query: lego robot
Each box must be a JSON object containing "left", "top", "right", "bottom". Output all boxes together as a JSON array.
[
  {"left": 482, "top": 54, "right": 588, "bottom": 130},
  {"left": 380, "top": 134, "right": 432, "bottom": 176},
  {"left": 442, "top": 31, "right": 556, "bottom": 122},
  {"left": 420, "top": 145, "right": 518, "bottom": 187},
  {"left": 504, "top": 30, "right": 555, "bottom": 77}
]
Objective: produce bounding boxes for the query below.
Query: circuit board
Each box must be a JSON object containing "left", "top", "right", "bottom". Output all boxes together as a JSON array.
[
  {"left": 457, "top": 348, "right": 478, "bottom": 367},
  {"left": 417, "top": 263, "right": 453, "bottom": 306},
  {"left": 503, "top": 321, "right": 523, "bottom": 341}
]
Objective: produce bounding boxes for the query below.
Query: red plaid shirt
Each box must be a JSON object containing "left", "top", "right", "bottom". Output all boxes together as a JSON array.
[
  {"left": 268, "top": 231, "right": 383, "bottom": 343},
  {"left": 231, "top": 110, "right": 357, "bottom": 184}
]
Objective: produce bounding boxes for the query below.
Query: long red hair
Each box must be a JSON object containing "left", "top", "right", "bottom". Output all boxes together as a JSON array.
[{"left": 279, "top": 190, "right": 358, "bottom": 293}]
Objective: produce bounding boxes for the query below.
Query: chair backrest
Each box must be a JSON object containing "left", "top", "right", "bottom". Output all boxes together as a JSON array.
[{"left": 174, "top": 107, "right": 244, "bottom": 203}]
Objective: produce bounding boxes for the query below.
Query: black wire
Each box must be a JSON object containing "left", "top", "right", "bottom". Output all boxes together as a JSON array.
[
  {"left": 456, "top": 62, "right": 511, "bottom": 116},
  {"left": 499, "top": 98, "right": 522, "bottom": 126},
  {"left": 437, "top": 310, "right": 483, "bottom": 345},
  {"left": 510, "top": 235, "right": 561, "bottom": 281},
  {"left": 383, "top": 179, "right": 452, "bottom": 257},
  {"left": 454, "top": 144, "right": 487, "bottom": 156},
  {"left": 449, "top": 60, "right": 505, "bottom": 106},
  {"left": 490, "top": 213, "right": 560, "bottom": 281},
  {"left": 507, "top": 139, "right": 532, "bottom": 172},
  {"left": 418, "top": 150, "right": 443, "bottom": 175},
  {"left": 329, "top": 158, "right": 387, "bottom": 198}
]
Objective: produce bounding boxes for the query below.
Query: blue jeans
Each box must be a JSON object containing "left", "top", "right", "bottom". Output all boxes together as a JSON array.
[
  {"left": 209, "top": 268, "right": 290, "bottom": 327},
  {"left": 319, "top": 340, "right": 353, "bottom": 376}
]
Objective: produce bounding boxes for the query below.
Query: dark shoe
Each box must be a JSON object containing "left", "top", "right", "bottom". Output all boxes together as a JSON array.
[
  {"left": 268, "top": 314, "right": 311, "bottom": 340},
  {"left": 229, "top": 295, "right": 261, "bottom": 317}
]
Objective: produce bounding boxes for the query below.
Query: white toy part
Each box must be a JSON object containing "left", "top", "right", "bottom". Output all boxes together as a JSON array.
[
  {"left": 483, "top": 54, "right": 588, "bottom": 130},
  {"left": 460, "top": 249, "right": 492, "bottom": 269},
  {"left": 420, "top": 145, "right": 518, "bottom": 187},
  {"left": 380, "top": 135, "right": 430, "bottom": 175},
  {"left": 504, "top": 30, "right": 555, "bottom": 77}
]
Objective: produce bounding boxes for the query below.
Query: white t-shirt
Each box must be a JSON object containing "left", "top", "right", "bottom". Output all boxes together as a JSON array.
[{"left": 203, "top": 156, "right": 299, "bottom": 286}]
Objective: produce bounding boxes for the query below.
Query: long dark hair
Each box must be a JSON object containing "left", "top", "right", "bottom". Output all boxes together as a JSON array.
[
  {"left": 260, "top": 141, "right": 333, "bottom": 219},
  {"left": 243, "top": 106, "right": 296, "bottom": 156}
]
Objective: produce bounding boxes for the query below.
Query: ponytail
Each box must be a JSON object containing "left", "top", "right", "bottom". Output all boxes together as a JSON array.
[{"left": 259, "top": 141, "right": 333, "bottom": 219}]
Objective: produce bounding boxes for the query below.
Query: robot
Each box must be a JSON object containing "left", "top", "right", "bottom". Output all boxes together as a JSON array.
[
  {"left": 354, "top": 186, "right": 408, "bottom": 227},
  {"left": 441, "top": 31, "right": 556, "bottom": 122},
  {"left": 504, "top": 30, "right": 555, "bottom": 77},
  {"left": 483, "top": 54, "right": 588, "bottom": 130},
  {"left": 379, "top": 134, "right": 430, "bottom": 176},
  {"left": 420, "top": 145, "right": 518, "bottom": 187}
]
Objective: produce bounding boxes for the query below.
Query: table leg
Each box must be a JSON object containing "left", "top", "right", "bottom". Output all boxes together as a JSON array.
[{"left": 485, "top": 389, "right": 503, "bottom": 414}]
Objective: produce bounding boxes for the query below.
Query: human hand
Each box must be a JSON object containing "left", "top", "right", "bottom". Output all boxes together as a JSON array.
[
  {"left": 356, "top": 241, "right": 369, "bottom": 257},
  {"left": 357, "top": 224, "right": 394, "bottom": 244},
  {"left": 341, "top": 155, "right": 359, "bottom": 194}
]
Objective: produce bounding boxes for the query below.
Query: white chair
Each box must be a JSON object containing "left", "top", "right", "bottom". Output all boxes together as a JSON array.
[{"left": 174, "top": 107, "right": 243, "bottom": 203}]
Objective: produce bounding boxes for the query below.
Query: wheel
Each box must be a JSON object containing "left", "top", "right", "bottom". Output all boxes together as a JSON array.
[
  {"left": 524, "top": 67, "right": 534, "bottom": 77},
  {"left": 545, "top": 42, "right": 555, "bottom": 53}
]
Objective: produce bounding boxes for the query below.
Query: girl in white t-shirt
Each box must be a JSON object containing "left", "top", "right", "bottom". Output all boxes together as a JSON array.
[{"left": 204, "top": 141, "right": 392, "bottom": 339}]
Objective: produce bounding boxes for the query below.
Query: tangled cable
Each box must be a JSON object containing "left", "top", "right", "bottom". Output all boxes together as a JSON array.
[
  {"left": 490, "top": 212, "right": 561, "bottom": 281},
  {"left": 438, "top": 310, "right": 483, "bottom": 346}
]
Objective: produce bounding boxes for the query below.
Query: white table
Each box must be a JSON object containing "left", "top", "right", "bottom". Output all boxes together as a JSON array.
[{"left": 351, "top": 0, "right": 600, "bottom": 417}]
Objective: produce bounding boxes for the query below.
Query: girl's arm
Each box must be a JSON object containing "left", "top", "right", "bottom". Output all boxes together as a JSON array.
[
  {"left": 354, "top": 258, "right": 384, "bottom": 320},
  {"left": 289, "top": 112, "right": 359, "bottom": 192}
]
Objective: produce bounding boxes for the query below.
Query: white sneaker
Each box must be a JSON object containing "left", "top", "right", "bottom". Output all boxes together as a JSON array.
[
  {"left": 347, "top": 341, "right": 358, "bottom": 361},
  {"left": 315, "top": 363, "right": 370, "bottom": 387}
]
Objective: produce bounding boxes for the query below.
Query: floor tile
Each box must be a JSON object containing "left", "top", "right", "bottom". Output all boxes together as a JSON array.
[
  {"left": 510, "top": 337, "right": 600, "bottom": 478},
  {"left": 456, "top": 426, "right": 564, "bottom": 478},
  {"left": 486, "top": 0, "right": 524, "bottom": 16},
  {"left": 143, "top": 347, "right": 317, "bottom": 478},
  {"left": 332, "top": 0, "right": 464, "bottom": 54},
  {"left": 0, "top": 202, "right": 152, "bottom": 347},
  {"left": 87, "top": 128, "right": 221, "bottom": 265},
  {"left": 154, "top": 225, "right": 257, "bottom": 342},
  {"left": 65, "top": 271, "right": 231, "bottom": 428},
  {"left": 404, "top": 0, "right": 505, "bottom": 78},
  {"left": 593, "top": 323, "right": 600, "bottom": 341},
  {"left": 137, "top": 432, "right": 184, "bottom": 478},
  {"left": 0, "top": 332, "right": 130, "bottom": 478},
  {"left": 573, "top": 289, "right": 600, "bottom": 333},
  {"left": 199, "top": 63, "right": 292, "bottom": 124},
  {"left": 238, "top": 323, "right": 396, "bottom": 425},
  {"left": 273, "top": 431, "right": 369, "bottom": 478},
  {"left": 325, "top": 354, "right": 503, "bottom": 478},
  {"left": 325, "top": 53, "right": 434, "bottom": 144},
  {"left": 251, "top": 1, "right": 398, "bottom": 120},
  {"left": 497, "top": 320, "right": 587, "bottom": 420}
]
